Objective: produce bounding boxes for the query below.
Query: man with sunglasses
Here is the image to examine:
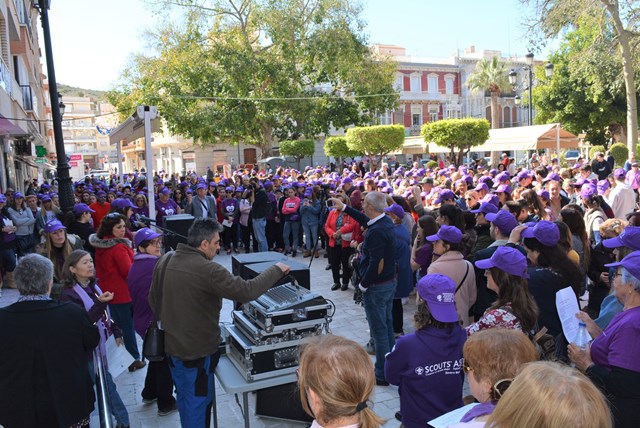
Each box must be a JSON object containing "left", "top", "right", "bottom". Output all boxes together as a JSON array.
[{"left": 149, "top": 218, "right": 290, "bottom": 428}]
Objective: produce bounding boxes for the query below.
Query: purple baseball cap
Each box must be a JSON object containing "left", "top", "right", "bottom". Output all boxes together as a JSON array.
[
  {"left": 160, "top": 188, "right": 171, "bottom": 195},
  {"left": 475, "top": 246, "right": 529, "bottom": 278},
  {"left": 543, "top": 173, "right": 562, "bottom": 183},
  {"left": 13, "top": 192, "right": 23, "bottom": 199},
  {"left": 0, "top": 194, "right": 6, "bottom": 203},
  {"left": 517, "top": 170, "right": 532, "bottom": 180},
  {"left": 481, "top": 193, "right": 500, "bottom": 208},
  {"left": 44, "top": 219, "right": 66, "bottom": 234},
  {"left": 417, "top": 274, "right": 459, "bottom": 323},
  {"left": 435, "top": 189, "right": 456, "bottom": 204},
  {"left": 521, "top": 220, "right": 560, "bottom": 246},
  {"left": 580, "top": 183, "right": 597, "bottom": 199},
  {"left": 485, "top": 210, "right": 518, "bottom": 235},
  {"left": 384, "top": 203, "right": 405, "bottom": 219},
  {"left": 537, "top": 189, "right": 550, "bottom": 201},
  {"left": 134, "top": 227, "right": 162, "bottom": 249},
  {"left": 426, "top": 225, "right": 463, "bottom": 244},
  {"left": 342, "top": 177, "right": 353, "bottom": 184},
  {"left": 473, "top": 182, "right": 489, "bottom": 193},
  {"left": 111, "top": 198, "right": 136, "bottom": 210},
  {"left": 602, "top": 226, "right": 640, "bottom": 251},
  {"left": 41, "top": 194, "right": 52, "bottom": 202},
  {"left": 73, "top": 203, "right": 95, "bottom": 215},
  {"left": 596, "top": 180, "right": 610, "bottom": 195},
  {"left": 196, "top": 183, "right": 207, "bottom": 190},
  {"left": 569, "top": 178, "right": 587, "bottom": 188},
  {"left": 614, "top": 168, "right": 626, "bottom": 179},
  {"left": 470, "top": 202, "right": 499, "bottom": 215},
  {"left": 495, "top": 171, "right": 510, "bottom": 183},
  {"left": 494, "top": 184, "right": 512, "bottom": 194},
  {"left": 605, "top": 251, "right": 640, "bottom": 282}
]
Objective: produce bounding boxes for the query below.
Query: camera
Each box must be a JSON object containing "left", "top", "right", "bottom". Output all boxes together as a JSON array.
[{"left": 325, "top": 200, "right": 334, "bottom": 208}]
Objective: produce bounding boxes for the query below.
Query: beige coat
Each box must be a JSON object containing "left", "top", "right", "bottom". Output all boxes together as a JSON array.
[{"left": 427, "top": 250, "right": 477, "bottom": 327}]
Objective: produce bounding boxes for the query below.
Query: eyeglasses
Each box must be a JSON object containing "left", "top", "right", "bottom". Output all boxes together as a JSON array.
[
  {"left": 612, "top": 271, "right": 622, "bottom": 280},
  {"left": 463, "top": 360, "right": 473, "bottom": 374},
  {"left": 149, "top": 239, "right": 162, "bottom": 247},
  {"left": 465, "top": 197, "right": 475, "bottom": 201}
]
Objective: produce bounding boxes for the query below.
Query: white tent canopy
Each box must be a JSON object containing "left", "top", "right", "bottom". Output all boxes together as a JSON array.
[{"left": 400, "top": 123, "right": 580, "bottom": 155}]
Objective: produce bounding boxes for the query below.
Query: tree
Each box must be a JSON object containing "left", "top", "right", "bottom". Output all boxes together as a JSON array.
[
  {"left": 108, "top": 0, "right": 399, "bottom": 158},
  {"left": 279, "top": 139, "right": 315, "bottom": 170},
  {"left": 523, "top": 0, "right": 639, "bottom": 156},
  {"left": 466, "top": 57, "right": 511, "bottom": 166},
  {"left": 324, "top": 136, "right": 360, "bottom": 165},
  {"left": 421, "top": 118, "right": 490, "bottom": 166},
  {"left": 533, "top": 21, "right": 628, "bottom": 147},
  {"left": 609, "top": 142, "right": 629, "bottom": 166},
  {"left": 345, "top": 125, "right": 404, "bottom": 171}
]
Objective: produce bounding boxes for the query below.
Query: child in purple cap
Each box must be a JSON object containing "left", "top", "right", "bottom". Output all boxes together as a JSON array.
[
  {"left": 468, "top": 246, "right": 538, "bottom": 336},
  {"left": 385, "top": 273, "right": 466, "bottom": 428}
]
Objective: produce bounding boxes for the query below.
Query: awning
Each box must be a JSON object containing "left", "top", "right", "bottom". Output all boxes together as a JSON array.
[
  {"left": 0, "top": 114, "right": 28, "bottom": 136},
  {"left": 402, "top": 123, "right": 580, "bottom": 154}
]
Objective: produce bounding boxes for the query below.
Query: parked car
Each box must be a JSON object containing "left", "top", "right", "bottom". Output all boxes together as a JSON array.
[{"left": 564, "top": 150, "right": 581, "bottom": 165}]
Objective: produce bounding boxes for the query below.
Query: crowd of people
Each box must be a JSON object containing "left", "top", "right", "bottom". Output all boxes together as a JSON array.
[{"left": 0, "top": 148, "right": 639, "bottom": 427}]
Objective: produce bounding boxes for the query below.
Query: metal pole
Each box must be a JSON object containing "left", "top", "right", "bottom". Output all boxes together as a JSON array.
[
  {"left": 93, "top": 349, "right": 113, "bottom": 428},
  {"left": 37, "top": 0, "right": 74, "bottom": 213},
  {"left": 528, "top": 66, "right": 533, "bottom": 126},
  {"left": 144, "top": 107, "right": 156, "bottom": 224}
]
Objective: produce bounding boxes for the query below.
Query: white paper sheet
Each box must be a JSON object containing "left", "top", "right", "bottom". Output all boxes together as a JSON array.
[
  {"left": 427, "top": 403, "right": 479, "bottom": 428},
  {"left": 556, "top": 286, "right": 581, "bottom": 344},
  {"left": 105, "top": 335, "right": 130, "bottom": 378}
]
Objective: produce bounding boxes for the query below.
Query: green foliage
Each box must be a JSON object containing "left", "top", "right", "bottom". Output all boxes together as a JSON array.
[
  {"left": 421, "top": 118, "right": 490, "bottom": 166},
  {"left": 426, "top": 160, "right": 438, "bottom": 169},
  {"left": 467, "top": 57, "right": 511, "bottom": 131},
  {"left": 324, "top": 136, "right": 359, "bottom": 159},
  {"left": 609, "top": 142, "right": 629, "bottom": 166},
  {"left": 108, "top": 1, "right": 399, "bottom": 157},
  {"left": 589, "top": 145, "right": 606, "bottom": 159},
  {"left": 345, "top": 125, "right": 404, "bottom": 170},
  {"left": 279, "top": 139, "right": 315, "bottom": 159}
]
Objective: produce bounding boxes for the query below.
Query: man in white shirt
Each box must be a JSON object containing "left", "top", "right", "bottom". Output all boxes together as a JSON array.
[{"left": 606, "top": 168, "right": 636, "bottom": 218}]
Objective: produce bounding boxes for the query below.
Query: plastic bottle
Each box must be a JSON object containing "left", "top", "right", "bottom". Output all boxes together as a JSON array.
[{"left": 574, "top": 322, "right": 591, "bottom": 350}]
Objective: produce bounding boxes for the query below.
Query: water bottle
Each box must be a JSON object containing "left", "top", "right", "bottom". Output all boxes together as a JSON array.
[{"left": 574, "top": 322, "right": 591, "bottom": 350}]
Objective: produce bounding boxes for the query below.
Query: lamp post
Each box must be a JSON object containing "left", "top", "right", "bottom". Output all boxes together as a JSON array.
[
  {"left": 35, "top": 0, "right": 74, "bottom": 213},
  {"left": 508, "top": 53, "right": 554, "bottom": 127}
]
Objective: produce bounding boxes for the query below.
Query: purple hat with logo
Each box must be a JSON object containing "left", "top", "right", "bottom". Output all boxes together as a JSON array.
[
  {"left": 543, "top": 173, "right": 562, "bottom": 183},
  {"left": 521, "top": 220, "right": 560, "bottom": 246},
  {"left": 603, "top": 226, "right": 640, "bottom": 251},
  {"left": 481, "top": 193, "right": 500, "bottom": 208},
  {"left": 596, "top": 180, "right": 610, "bottom": 195},
  {"left": 580, "top": 183, "right": 597, "bottom": 199},
  {"left": 97, "top": 191, "right": 106, "bottom": 198},
  {"left": 384, "top": 203, "right": 405, "bottom": 219},
  {"left": 134, "top": 227, "right": 162, "bottom": 249},
  {"left": 196, "top": 183, "right": 207, "bottom": 190},
  {"left": 73, "top": 203, "right": 95, "bottom": 215},
  {"left": 13, "top": 192, "right": 23, "bottom": 199},
  {"left": 614, "top": 168, "right": 626, "bottom": 179},
  {"left": 475, "top": 246, "right": 529, "bottom": 278},
  {"left": 494, "top": 184, "right": 512, "bottom": 194},
  {"left": 473, "top": 182, "right": 489, "bottom": 193},
  {"left": 44, "top": 219, "right": 66, "bottom": 234},
  {"left": 342, "top": 177, "right": 353, "bottom": 184},
  {"left": 485, "top": 210, "right": 518, "bottom": 235},
  {"left": 605, "top": 251, "right": 640, "bottom": 282},
  {"left": 435, "top": 189, "right": 456, "bottom": 204},
  {"left": 470, "top": 201, "right": 499, "bottom": 215},
  {"left": 517, "top": 170, "right": 532, "bottom": 180},
  {"left": 416, "top": 274, "right": 459, "bottom": 323},
  {"left": 426, "top": 225, "right": 463, "bottom": 244},
  {"left": 41, "top": 194, "right": 52, "bottom": 202}
]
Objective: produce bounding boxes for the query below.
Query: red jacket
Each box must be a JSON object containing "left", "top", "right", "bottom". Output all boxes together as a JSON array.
[
  {"left": 90, "top": 234, "right": 134, "bottom": 304},
  {"left": 324, "top": 209, "right": 358, "bottom": 248}
]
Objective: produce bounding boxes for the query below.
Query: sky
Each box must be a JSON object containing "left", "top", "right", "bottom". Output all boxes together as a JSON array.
[{"left": 43, "top": 0, "right": 552, "bottom": 91}]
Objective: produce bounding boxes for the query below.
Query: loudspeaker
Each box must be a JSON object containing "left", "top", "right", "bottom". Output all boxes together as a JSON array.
[
  {"left": 231, "top": 251, "right": 288, "bottom": 276},
  {"left": 243, "top": 259, "right": 310, "bottom": 290},
  {"left": 163, "top": 214, "right": 194, "bottom": 251},
  {"left": 255, "top": 382, "right": 313, "bottom": 423}
]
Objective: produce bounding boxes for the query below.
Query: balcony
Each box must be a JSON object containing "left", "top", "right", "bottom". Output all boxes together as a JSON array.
[
  {"left": 20, "top": 84, "right": 32, "bottom": 111},
  {"left": 399, "top": 92, "right": 459, "bottom": 104}
]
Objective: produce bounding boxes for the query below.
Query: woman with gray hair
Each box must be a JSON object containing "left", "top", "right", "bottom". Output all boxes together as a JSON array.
[{"left": 568, "top": 250, "right": 640, "bottom": 428}]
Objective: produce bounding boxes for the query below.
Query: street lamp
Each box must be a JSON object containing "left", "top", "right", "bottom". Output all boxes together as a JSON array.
[
  {"left": 58, "top": 93, "right": 65, "bottom": 116},
  {"left": 508, "top": 53, "right": 554, "bottom": 127},
  {"left": 34, "top": 0, "right": 74, "bottom": 213}
]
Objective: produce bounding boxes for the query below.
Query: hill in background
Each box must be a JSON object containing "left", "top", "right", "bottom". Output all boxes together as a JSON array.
[{"left": 57, "top": 83, "right": 106, "bottom": 100}]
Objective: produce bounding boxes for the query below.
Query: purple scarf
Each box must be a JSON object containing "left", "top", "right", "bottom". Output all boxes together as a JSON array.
[
  {"left": 73, "top": 283, "right": 112, "bottom": 365},
  {"left": 460, "top": 401, "right": 496, "bottom": 423}
]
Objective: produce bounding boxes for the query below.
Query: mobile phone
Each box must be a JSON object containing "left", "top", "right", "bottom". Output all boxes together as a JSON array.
[{"left": 326, "top": 200, "right": 334, "bottom": 208}]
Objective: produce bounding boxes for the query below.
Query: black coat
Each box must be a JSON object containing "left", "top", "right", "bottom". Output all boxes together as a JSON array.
[{"left": 0, "top": 300, "right": 99, "bottom": 428}]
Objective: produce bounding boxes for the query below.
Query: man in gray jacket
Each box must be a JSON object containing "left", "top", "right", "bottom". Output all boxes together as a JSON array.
[
  {"left": 185, "top": 183, "right": 217, "bottom": 219},
  {"left": 149, "top": 218, "right": 289, "bottom": 428}
]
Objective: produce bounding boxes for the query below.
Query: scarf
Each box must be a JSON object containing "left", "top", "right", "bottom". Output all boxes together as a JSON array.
[
  {"left": 460, "top": 401, "right": 497, "bottom": 422},
  {"left": 73, "top": 282, "right": 112, "bottom": 365}
]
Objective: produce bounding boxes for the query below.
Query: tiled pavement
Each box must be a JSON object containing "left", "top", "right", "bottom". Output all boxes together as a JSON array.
[{"left": 0, "top": 250, "right": 417, "bottom": 427}]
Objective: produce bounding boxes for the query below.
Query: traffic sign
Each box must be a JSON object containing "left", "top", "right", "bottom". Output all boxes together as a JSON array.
[{"left": 35, "top": 158, "right": 46, "bottom": 164}]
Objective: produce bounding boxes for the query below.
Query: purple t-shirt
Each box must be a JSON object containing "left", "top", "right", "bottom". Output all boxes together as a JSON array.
[
  {"left": 155, "top": 198, "right": 179, "bottom": 226},
  {"left": 591, "top": 306, "right": 640, "bottom": 372}
]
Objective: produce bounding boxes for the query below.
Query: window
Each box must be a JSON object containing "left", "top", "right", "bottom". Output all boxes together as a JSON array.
[
  {"left": 395, "top": 75, "right": 404, "bottom": 91},
  {"left": 429, "top": 106, "right": 439, "bottom": 122},
  {"left": 445, "top": 77, "right": 454, "bottom": 95},
  {"left": 410, "top": 74, "right": 421, "bottom": 93},
  {"left": 412, "top": 113, "right": 421, "bottom": 126},
  {"left": 377, "top": 110, "right": 392, "bottom": 125},
  {"left": 428, "top": 75, "right": 438, "bottom": 94}
]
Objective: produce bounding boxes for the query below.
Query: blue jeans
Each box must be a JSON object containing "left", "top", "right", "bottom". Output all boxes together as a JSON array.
[
  {"left": 363, "top": 279, "right": 396, "bottom": 380},
  {"left": 88, "top": 360, "right": 129, "bottom": 426},
  {"left": 169, "top": 352, "right": 220, "bottom": 428},
  {"left": 283, "top": 221, "right": 300, "bottom": 252},
  {"left": 252, "top": 217, "right": 268, "bottom": 252},
  {"left": 0, "top": 248, "right": 16, "bottom": 272},
  {"left": 108, "top": 303, "right": 140, "bottom": 361},
  {"left": 302, "top": 222, "right": 318, "bottom": 251}
]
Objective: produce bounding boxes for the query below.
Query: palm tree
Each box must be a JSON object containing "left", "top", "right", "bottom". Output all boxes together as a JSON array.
[{"left": 467, "top": 57, "right": 511, "bottom": 167}]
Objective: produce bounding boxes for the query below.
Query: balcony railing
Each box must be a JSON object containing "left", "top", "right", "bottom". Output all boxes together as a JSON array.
[{"left": 20, "top": 84, "right": 32, "bottom": 111}]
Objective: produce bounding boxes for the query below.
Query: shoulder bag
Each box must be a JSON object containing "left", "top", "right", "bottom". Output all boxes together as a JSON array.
[{"left": 142, "top": 252, "right": 173, "bottom": 362}]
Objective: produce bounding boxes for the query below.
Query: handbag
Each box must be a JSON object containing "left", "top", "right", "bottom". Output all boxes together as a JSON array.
[{"left": 142, "top": 252, "right": 174, "bottom": 362}]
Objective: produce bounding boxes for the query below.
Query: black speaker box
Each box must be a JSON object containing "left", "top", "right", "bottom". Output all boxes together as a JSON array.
[
  {"left": 243, "top": 259, "right": 310, "bottom": 290},
  {"left": 231, "top": 251, "right": 288, "bottom": 276},
  {"left": 163, "top": 214, "right": 194, "bottom": 251},
  {"left": 255, "top": 382, "right": 313, "bottom": 423}
]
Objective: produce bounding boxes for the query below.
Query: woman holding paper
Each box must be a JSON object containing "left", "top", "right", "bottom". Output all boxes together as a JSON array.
[
  {"left": 59, "top": 249, "right": 130, "bottom": 428},
  {"left": 568, "top": 251, "right": 640, "bottom": 428}
]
